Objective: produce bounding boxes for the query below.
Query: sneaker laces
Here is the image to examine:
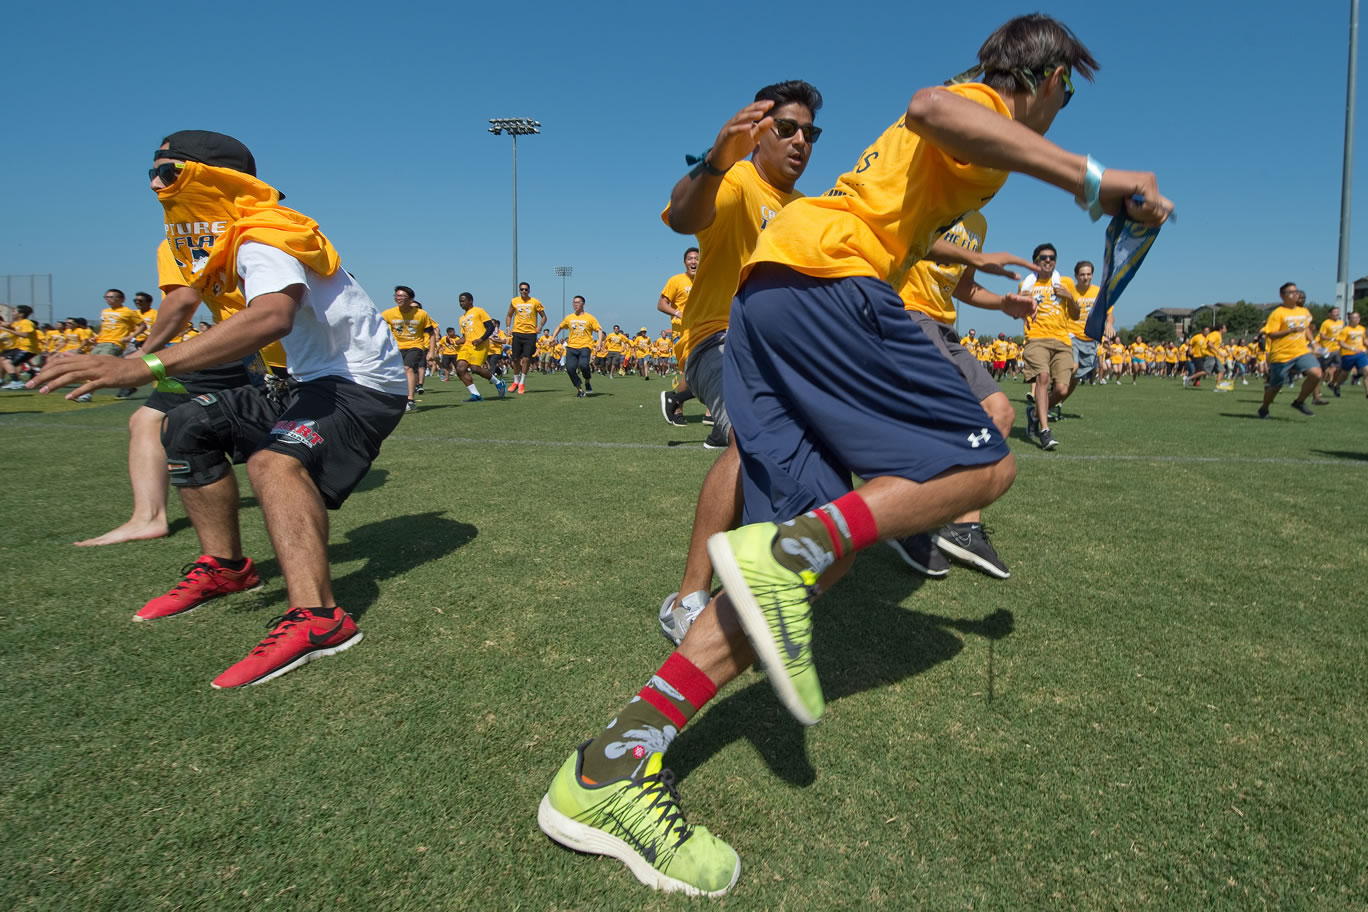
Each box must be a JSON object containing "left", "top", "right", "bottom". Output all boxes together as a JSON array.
[
  {"left": 171, "top": 559, "right": 219, "bottom": 594},
  {"left": 248, "top": 608, "right": 312, "bottom": 656},
  {"left": 639, "top": 768, "right": 694, "bottom": 848}
]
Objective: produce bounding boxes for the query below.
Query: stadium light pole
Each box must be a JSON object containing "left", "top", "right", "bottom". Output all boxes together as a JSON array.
[
  {"left": 554, "top": 266, "right": 573, "bottom": 321},
  {"left": 1338, "top": 0, "right": 1359, "bottom": 316},
  {"left": 488, "top": 117, "right": 541, "bottom": 298}
]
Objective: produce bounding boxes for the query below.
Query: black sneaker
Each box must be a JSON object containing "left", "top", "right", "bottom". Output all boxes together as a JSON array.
[
  {"left": 1257, "top": 406, "right": 1270, "bottom": 419},
  {"left": 659, "top": 390, "right": 678, "bottom": 425},
  {"left": 1291, "top": 399, "right": 1314, "bottom": 416},
  {"left": 935, "top": 522, "right": 1009, "bottom": 579},
  {"left": 1049, "top": 405, "right": 1062, "bottom": 423},
  {"left": 701, "top": 415, "right": 715, "bottom": 426},
  {"left": 1038, "top": 428, "right": 1059, "bottom": 450},
  {"left": 415, "top": 385, "right": 424, "bottom": 395},
  {"left": 669, "top": 412, "right": 687, "bottom": 427},
  {"left": 115, "top": 388, "right": 136, "bottom": 399},
  {"left": 1332, "top": 384, "right": 1342, "bottom": 398},
  {"left": 575, "top": 389, "right": 586, "bottom": 399},
  {"left": 405, "top": 400, "right": 415, "bottom": 413},
  {"left": 1024, "top": 404, "right": 1038, "bottom": 439},
  {"left": 584, "top": 381, "right": 593, "bottom": 394},
  {"left": 702, "top": 428, "right": 728, "bottom": 450},
  {"left": 886, "top": 533, "right": 950, "bottom": 578}
]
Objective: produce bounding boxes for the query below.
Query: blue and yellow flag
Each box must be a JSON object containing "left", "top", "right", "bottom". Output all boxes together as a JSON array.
[{"left": 1084, "top": 211, "right": 1161, "bottom": 341}]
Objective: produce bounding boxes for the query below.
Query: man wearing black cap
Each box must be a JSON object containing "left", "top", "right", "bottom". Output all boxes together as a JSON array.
[{"left": 35, "top": 130, "right": 408, "bottom": 689}]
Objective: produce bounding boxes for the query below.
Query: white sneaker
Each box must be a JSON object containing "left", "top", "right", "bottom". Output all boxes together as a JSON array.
[{"left": 658, "top": 589, "right": 710, "bottom": 645}]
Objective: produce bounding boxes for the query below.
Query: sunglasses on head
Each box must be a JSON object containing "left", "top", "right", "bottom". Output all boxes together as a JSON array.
[
  {"left": 772, "top": 118, "right": 821, "bottom": 143},
  {"left": 148, "top": 160, "right": 185, "bottom": 185}
]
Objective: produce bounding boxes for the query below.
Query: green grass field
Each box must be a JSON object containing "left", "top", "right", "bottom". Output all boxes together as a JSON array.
[{"left": 2, "top": 373, "right": 1366, "bottom": 910}]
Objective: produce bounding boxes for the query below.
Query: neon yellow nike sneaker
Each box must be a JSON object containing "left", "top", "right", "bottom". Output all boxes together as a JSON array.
[
  {"left": 537, "top": 743, "right": 741, "bottom": 897},
  {"left": 707, "top": 522, "right": 824, "bottom": 725}
]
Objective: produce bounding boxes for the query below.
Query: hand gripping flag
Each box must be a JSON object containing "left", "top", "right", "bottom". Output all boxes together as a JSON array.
[{"left": 1084, "top": 204, "right": 1162, "bottom": 342}]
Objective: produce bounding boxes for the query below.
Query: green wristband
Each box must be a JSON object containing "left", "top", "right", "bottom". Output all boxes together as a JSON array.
[{"left": 141, "top": 353, "right": 187, "bottom": 393}]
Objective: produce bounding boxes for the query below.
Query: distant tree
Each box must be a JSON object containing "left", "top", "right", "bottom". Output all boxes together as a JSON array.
[
  {"left": 1190, "top": 306, "right": 1215, "bottom": 332},
  {"left": 1125, "top": 317, "right": 1176, "bottom": 344},
  {"left": 1212, "top": 301, "right": 1264, "bottom": 337}
]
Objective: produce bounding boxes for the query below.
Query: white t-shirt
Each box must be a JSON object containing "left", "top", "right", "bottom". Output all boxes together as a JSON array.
[{"left": 236, "top": 241, "right": 406, "bottom": 396}]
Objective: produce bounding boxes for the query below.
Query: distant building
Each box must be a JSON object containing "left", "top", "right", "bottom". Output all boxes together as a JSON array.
[{"left": 1146, "top": 307, "right": 1195, "bottom": 334}]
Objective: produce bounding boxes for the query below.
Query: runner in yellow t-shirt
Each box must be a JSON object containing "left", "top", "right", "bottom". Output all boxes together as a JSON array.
[
  {"left": 658, "top": 247, "right": 701, "bottom": 424},
  {"left": 92, "top": 289, "right": 147, "bottom": 357},
  {"left": 553, "top": 295, "right": 603, "bottom": 396},
  {"left": 1055, "top": 258, "right": 1104, "bottom": 409},
  {"left": 1019, "top": 244, "right": 1079, "bottom": 446},
  {"left": 436, "top": 327, "right": 461, "bottom": 382},
  {"left": 1315, "top": 306, "right": 1345, "bottom": 393},
  {"left": 539, "top": 22, "right": 1173, "bottom": 899},
  {"left": 381, "top": 286, "right": 438, "bottom": 408},
  {"left": 0, "top": 305, "right": 41, "bottom": 387},
  {"left": 505, "top": 282, "right": 547, "bottom": 394},
  {"left": 1334, "top": 311, "right": 1366, "bottom": 396},
  {"left": 454, "top": 292, "right": 507, "bottom": 401},
  {"left": 1258, "top": 283, "right": 1321, "bottom": 417}
]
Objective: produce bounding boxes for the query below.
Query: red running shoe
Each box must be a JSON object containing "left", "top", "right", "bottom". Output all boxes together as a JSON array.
[
  {"left": 134, "top": 555, "right": 263, "bottom": 622},
  {"left": 211, "top": 608, "right": 362, "bottom": 689}
]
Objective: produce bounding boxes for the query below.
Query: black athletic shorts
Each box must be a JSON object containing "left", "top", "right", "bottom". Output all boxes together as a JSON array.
[
  {"left": 511, "top": 332, "right": 537, "bottom": 360},
  {"left": 401, "top": 348, "right": 426, "bottom": 371},
  {"left": 441, "top": 354, "right": 459, "bottom": 370},
  {"left": 165, "top": 376, "right": 407, "bottom": 510},
  {"left": 3, "top": 349, "right": 34, "bottom": 367},
  {"left": 145, "top": 361, "right": 254, "bottom": 414}
]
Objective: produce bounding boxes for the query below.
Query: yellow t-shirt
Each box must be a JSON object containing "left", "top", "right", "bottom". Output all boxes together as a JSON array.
[
  {"left": 1165, "top": 346, "right": 1178, "bottom": 363},
  {"left": 94, "top": 306, "right": 143, "bottom": 347},
  {"left": 437, "top": 334, "right": 460, "bottom": 356},
  {"left": 536, "top": 335, "right": 551, "bottom": 354},
  {"left": 1337, "top": 322, "right": 1366, "bottom": 353},
  {"left": 991, "top": 339, "right": 1010, "bottom": 359},
  {"left": 1059, "top": 278, "right": 1101, "bottom": 341},
  {"left": 134, "top": 307, "right": 157, "bottom": 343},
  {"left": 508, "top": 296, "right": 545, "bottom": 334},
  {"left": 7, "top": 318, "right": 39, "bottom": 354},
  {"left": 552, "top": 342, "right": 565, "bottom": 358},
  {"left": 1205, "top": 330, "right": 1222, "bottom": 356},
  {"left": 606, "top": 331, "right": 628, "bottom": 354},
  {"left": 1109, "top": 342, "right": 1125, "bottom": 363},
  {"left": 155, "top": 240, "right": 287, "bottom": 368},
  {"left": 459, "top": 307, "right": 494, "bottom": 348},
  {"left": 1022, "top": 274, "right": 1072, "bottom": 344},
  {"left": 557, "top": 312, "right": 602, "bottom": 349},
  {"left": 487, "top": 329, "right": 506, "bottom": 353},
  {"left": 1317, "top": 319, "right": 1344, "bottom": 353},
  {"left": 660, "top": 273, "right": 693, "bottom": 336},
  {"left": 1128, "top": 343, "right": 1147, "bottom": 361},
  {"left": 744, "top": 84, "right": 1009, "bottom": 296},
  {"left": 382, "top": 306, "right": 436, "bottom": 350},
  {"left": 663, "top": 160, "right": 802, "bottom": 369},
  {"left": 899, "top": 211, "right": 987, "bottom": 325},
  {"left": 1263, "top": 306, "right": 1313, "bottom": 362},
  {"left": 44, "top": 328, "right": 63, "bottom": 352},
  {"left": 632, "top": 334, "right": 652, "bottom": 356},
  {"left": 1188, "top": 333, "right": 1206, "bottom": 358}
]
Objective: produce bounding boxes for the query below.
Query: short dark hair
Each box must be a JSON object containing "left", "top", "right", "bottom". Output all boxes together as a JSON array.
[
  {"left": 17, "top": 305, "right": 33, "bottom": 318},
  {"left": 573, "top": 295, "right": 585, "bottom": 304},
  {"left": 133, "top": 291, "right": 153, "bottom": 304},
  {"left": 460, "top": 292, "right": 473, "bottom": 302},
  {"left": 394, "top": 285, "right": 415, "bottom": 297},
  {"left": 1032, "top": 243, "right": 1057, "bottom": 261},
  {"left": 754, "top": 80, "right": 823, "bottom": 117},
  {"left": 446, "top": 326, "right": 455, "bottom": 333},
  {"left": 519, "top": 282, "right": 530, "bottom": 290},
  {"left": 106, "top": 288, "right": 125, "bottom": 300},
  {"left": 977, "top": 14, "right": 1099, "bottom": 95},
  {"left": 1074, "top": 260, "right": 1094, "bottom": 273},
  {"left": 1279, "top": 282, "right": 1297, "bottom": 296},
  {"left": 684, "top": 247, "right": 699, "bottom": 258}
]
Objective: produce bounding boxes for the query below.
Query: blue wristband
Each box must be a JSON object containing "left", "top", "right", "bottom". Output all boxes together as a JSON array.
[{"left": 1081, "top": 155, "right": 1105, "bottom": 221}]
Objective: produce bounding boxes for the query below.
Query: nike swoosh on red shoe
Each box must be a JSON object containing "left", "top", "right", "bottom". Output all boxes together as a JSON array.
[{"left": 308, "top": 617, "right": 347, "bottom": 646}]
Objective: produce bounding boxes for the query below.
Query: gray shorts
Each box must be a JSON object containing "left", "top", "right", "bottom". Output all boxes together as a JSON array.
[
  {"left": 1071, "top": 337, "right": 1098, "bottom": 378},
  {"left": 1267, "top": 352, "right": 1319, "bottom": 387},
  {"left": 1199, "top": 356, "right": 1217, "bottom": 373},
  {"left": 908, "top": 313, "right": 1001, "bottom": 403},
  {"left": 684, "top": 332, "right": 731, "bottom": 438}
]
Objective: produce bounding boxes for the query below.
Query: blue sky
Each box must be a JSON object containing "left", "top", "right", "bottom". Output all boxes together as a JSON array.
[{"left": 3, "top": 0, "right": 1364, "bottom": 340}]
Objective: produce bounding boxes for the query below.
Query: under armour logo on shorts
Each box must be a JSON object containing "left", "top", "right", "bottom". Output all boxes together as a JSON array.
[{"left": 967, "top": 428, "right": 991, "bottom": 448}]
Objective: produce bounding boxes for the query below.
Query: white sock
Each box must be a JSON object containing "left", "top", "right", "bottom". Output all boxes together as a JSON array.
[{"left": 466, "top": 383, "right": 479, "bottom": 395}]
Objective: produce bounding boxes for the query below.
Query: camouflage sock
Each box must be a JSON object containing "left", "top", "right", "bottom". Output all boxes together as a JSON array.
[
  {"left": 771, "top": 490, "right": 880, "bottom": 578},
  {"left": 581, "top": 652, "right": 717, "bottom": 783}
]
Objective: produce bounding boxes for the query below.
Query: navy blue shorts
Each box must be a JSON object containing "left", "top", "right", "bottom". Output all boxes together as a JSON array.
[{"left": 725, "top": 264, "right": 1011, "bottom": 524}]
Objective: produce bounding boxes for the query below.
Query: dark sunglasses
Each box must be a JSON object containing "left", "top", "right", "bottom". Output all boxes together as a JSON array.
[
  {"left": 1036, "top": 255, "right": 1057, "bottom": 262},
  {"left": 772, "top": 118, "right": 821, "bottom": 143},
  {"left": 148, "top": 160, "right": 185, "bottom": 185}
]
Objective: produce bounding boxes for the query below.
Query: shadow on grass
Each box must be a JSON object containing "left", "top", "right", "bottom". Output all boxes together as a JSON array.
[
  {"left": 241, "top": 511, "right": 476, "bottom": 620},
  {"left": 1219, "top": 413, "right": 1282, "bottom": 420},
  {"left": 1311, "top": 448, "right": 1368, "bottom": 462},
  {"left": 669, "top": 554, "right": 1014, "bottom": 788}
]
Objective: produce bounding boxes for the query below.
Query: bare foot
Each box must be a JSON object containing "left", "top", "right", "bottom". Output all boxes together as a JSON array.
[{"left": 75, "top": 519, "right": 169, "bottom": 547}]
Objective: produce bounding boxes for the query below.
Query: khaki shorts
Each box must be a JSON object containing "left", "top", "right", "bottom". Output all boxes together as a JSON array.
[{"left": 1023, "top": 338, "right": 1074, "bottom": 385}]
